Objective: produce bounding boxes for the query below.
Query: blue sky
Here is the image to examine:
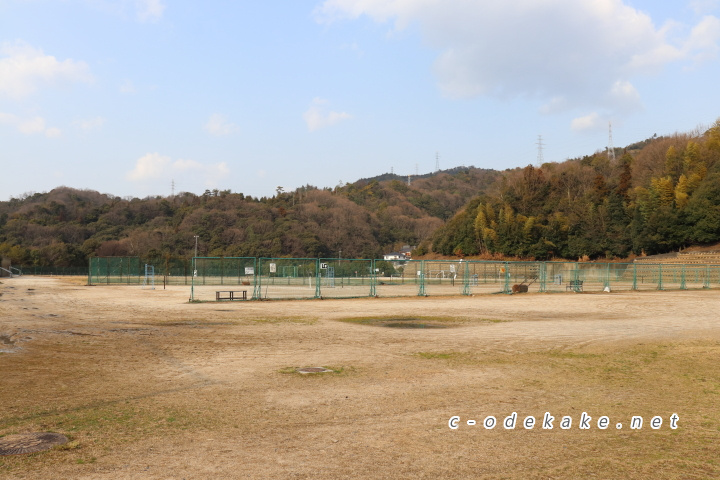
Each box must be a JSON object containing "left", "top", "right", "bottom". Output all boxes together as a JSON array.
[{"left": 2, "top": 0, "right": 720, "bottom": 200}]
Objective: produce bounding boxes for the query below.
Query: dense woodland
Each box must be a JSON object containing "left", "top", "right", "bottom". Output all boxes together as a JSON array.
[
  {"left": 2, "top": 120, "right": 720, "bottom": 267},
  {"left": 432, "top": 121, "right": 720, "bottom": 259},
  {"left": 0, "top": 167, "right": 498, "bottom": 267}
]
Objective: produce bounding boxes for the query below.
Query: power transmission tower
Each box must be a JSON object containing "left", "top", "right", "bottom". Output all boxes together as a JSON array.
[
  {"left": 608, "top": 122, "right": 616, "bottom": 163},
  {"left": 536, "top": 135, "right": 545, "bottom": 166},
  {"left": 435, "top": 152, "right": 440, "bottom": 172}
]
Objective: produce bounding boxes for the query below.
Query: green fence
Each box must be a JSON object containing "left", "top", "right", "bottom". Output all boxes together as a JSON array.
[
  {"left": 17, "top": 265, "right": 88, "bottom": 276},
  {"left": 74, "top": 256, "right": 720, "bottom": 299},
  {"left": 87, "top": 257, "right": 197, "bottom": 286},
  {"left": 190, "top": 257, "right": 257, "bottom": 300},
  {"left": 88, "top": 257, "right": 142, "bottom": 285},
  {"left": 186, "top": 258, "right": 720, "bottom": 301},
  {"left": 190, "top": 257, "right": 376, "bottom": 301}
]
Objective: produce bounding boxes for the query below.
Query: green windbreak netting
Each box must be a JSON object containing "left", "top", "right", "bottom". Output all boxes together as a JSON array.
[
  {"left": 89, "top": 257, "right": 141, "bottom": 285},
  {"left": 85, "top": 256, "right": 720, "bottom": 300}
]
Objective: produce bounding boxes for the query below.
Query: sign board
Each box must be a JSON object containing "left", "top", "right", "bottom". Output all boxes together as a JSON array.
[
  {"left": 269, "top": 263, "right": 276, "bottom": 273},
  {"left": 320, "top": 263, "right": 328, "bottom": 269},
  {"left": 245, "top": 267, "right": 255, "bottom": 275}
]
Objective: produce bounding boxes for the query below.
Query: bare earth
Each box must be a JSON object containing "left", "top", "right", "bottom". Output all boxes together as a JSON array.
[{"left": 1, "top": 276, "right": 720, "bottom": 479}]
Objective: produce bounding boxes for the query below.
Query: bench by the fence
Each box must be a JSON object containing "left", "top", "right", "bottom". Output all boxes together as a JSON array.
[
  {"left": 216, "top": 290, "right": 247, "bottom": 301},
  {"left": 566, "top": 280, "right": 583, "bottom": 292}
]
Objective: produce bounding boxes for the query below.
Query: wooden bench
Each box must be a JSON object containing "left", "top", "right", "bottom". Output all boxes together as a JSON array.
[
  {"left": 216, "top": 290, "right": 247, "bottom": 301},
  {"left": 566, "top": 280, "right": 583, "bottom": 292}
]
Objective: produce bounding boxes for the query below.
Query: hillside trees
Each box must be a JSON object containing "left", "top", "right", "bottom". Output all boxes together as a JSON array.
[{"left": 431, "top": 120, "right": 720, "bottom": 259}]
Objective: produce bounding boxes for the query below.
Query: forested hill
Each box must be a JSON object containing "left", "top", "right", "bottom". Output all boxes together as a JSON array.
[
  {"left": 431, "top": 121, "right": 720, "bottom": 260},
  {"left": 2, "top": 121, "right": 720, "bottom": 267},
  {"left": 0, "top": 167, "right": 499, "bottom": 267}
]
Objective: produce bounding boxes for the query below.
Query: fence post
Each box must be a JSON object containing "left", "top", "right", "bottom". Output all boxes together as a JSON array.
[
  {"left": 539, "top": 262, "right": 547, "bottom": 293},
  {"left": 680, "top": 264, "right": 687, "bottom": 290},
  {"left": 657, "top": 264, "right": 664, "bottom": 290},
  {"left": 417, "top": 260, "right": 425, "bottom": 296},
  {"left": 704, "top": 265, "right": 711, "bottom": 289},
  {"left": 190, "top": 257, "right": 195, "bottom": 301},
  {"left": 462, "top": 261, "right": 470, "bottom": 295},
  {"left": 604, "top": 263, "right": 610, "bottom": 289},
  {"left": 254, "top": 258, "right": 262, "bottom": 299},
  {"left": 315, "top": 258, "right": 321, "bottom": 298}
]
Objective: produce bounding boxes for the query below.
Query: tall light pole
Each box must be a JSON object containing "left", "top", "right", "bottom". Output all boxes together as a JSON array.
[{"left": 193, "top": 235, "right": 199, "bottom": 259}]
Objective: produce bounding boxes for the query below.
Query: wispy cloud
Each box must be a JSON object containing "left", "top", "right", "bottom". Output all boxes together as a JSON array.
[
  {"left": 119, "top": 79, "right": 136, "bottom": 94},
  {"left": 0, "top": 41, "right": 92, "bottom": 99},
  {"left": 204, "top": 114, "right": 240, "bottom": 136},
  {"left": 317, "top": 0, "right": 720, "bottom": 120},
  {"left": 303, "top": 98, "right": 352, "bottom": 132},
  {"left": 571, "top": 113, "right": 605, "bottom": 132},
  {"left": 74, "top": 116, "right": 106, "bottom": 131},
  {"left": 126, "top": 153, "right": 229, "bottom": 187},
  {"left": 0, "top": 112, "right": 61, "bottom": 137},
  {"left": 135, "top": 0, "right": 165, "bottom": 22}
]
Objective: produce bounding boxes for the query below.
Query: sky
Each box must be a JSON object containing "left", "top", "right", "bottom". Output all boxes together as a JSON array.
[{"left": 2, "top": 0, "right": 720, "bottom": 200}]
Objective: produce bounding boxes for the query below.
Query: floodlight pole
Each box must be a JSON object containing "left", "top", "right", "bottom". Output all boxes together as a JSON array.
[{"left": 194, "top": 235, "right": 199, "bottom": 259}]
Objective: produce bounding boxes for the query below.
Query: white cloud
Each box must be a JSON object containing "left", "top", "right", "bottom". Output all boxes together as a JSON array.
[
  {"left": 126, "top": 152, "right": 172, "bottom": 181},
  {"left": 607, "top": 80, "right": 642, "bottom": 113},
  {"left": 317, "top": 0, "right": 720, "bottom": 116},
  {"left": 204, "top": 114, "right": 240, "bottom": 136},
  {"left": 126, "top": 153, "right": 230, "bottom": 186},
  {"left": 571, "top": 112, "right": 605, "bottom": 132},
  {"left": 690, "top": 0, "right": 720, "bottom": 14},
  {"left": 120, "top": 79, "right": 136, "bottom": 94},
  {"left": 303, "top": 98, "right": 352, "bottom": 132},
  {"left": 45, "top": 127, "right": 62, "bottom": 138},
  {"left": 135, "top": 0, "right": 165, "bottom": 22},
  {"left": 0, "top": 41, "right": 92, "bottom": 99},
  {"left": 74, "top": 116, "right": 106, "bottom": 131},
  {"left": 686, "top": 15, "right": 720, "bottom": 62},
  {"left": 0, "top": 112, "right": 62, "bottom": 137}
]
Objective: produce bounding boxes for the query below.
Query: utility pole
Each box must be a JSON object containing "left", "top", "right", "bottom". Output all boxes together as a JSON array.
[
  {"left": 193, "top": 235, "right": 199, "bottom": 259},
  {"left": 608, "top": 122, "right": 616, "bottom": 163}
]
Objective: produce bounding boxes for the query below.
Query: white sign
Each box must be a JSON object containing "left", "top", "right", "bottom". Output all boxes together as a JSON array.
[
  {"left": 269, "top": 263, "right": 276, "bottom": 273},
  {"left": 320, "top": 263, "right": 328, "bottom": 269},
  {"left": 245, "top": 267, "right": 255, "bottom": 275}
]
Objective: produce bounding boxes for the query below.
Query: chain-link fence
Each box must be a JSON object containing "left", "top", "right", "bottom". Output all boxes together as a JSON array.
[
  {"left": 77, "top": 256, "right": 720, "bottom": 299},
  {"left": 88, "top": 257, "right": 142, "bottom": 284},
  {"left": 16, "top": 265, "right": 88, "bottom": 276}
]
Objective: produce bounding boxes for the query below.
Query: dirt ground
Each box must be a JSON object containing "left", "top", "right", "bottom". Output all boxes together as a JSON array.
[{"left": 1, "top": 276, "right": 720, "bottom": 479}]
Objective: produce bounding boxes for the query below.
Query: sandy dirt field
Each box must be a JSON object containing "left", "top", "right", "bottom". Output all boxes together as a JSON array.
[{"left": 1, "top": 276, "right": 720, "bottom": 479}]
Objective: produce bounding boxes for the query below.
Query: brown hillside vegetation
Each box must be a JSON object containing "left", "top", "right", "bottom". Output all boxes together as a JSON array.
[
  {"left": 0, "top": 168, "right": 498, "bottom": 267},
  {"left": 432, "top": 121, "right": 720, "bottom": 260},
  {"left": 2, "top": 121, "right": 720, "bottom": 267}
]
